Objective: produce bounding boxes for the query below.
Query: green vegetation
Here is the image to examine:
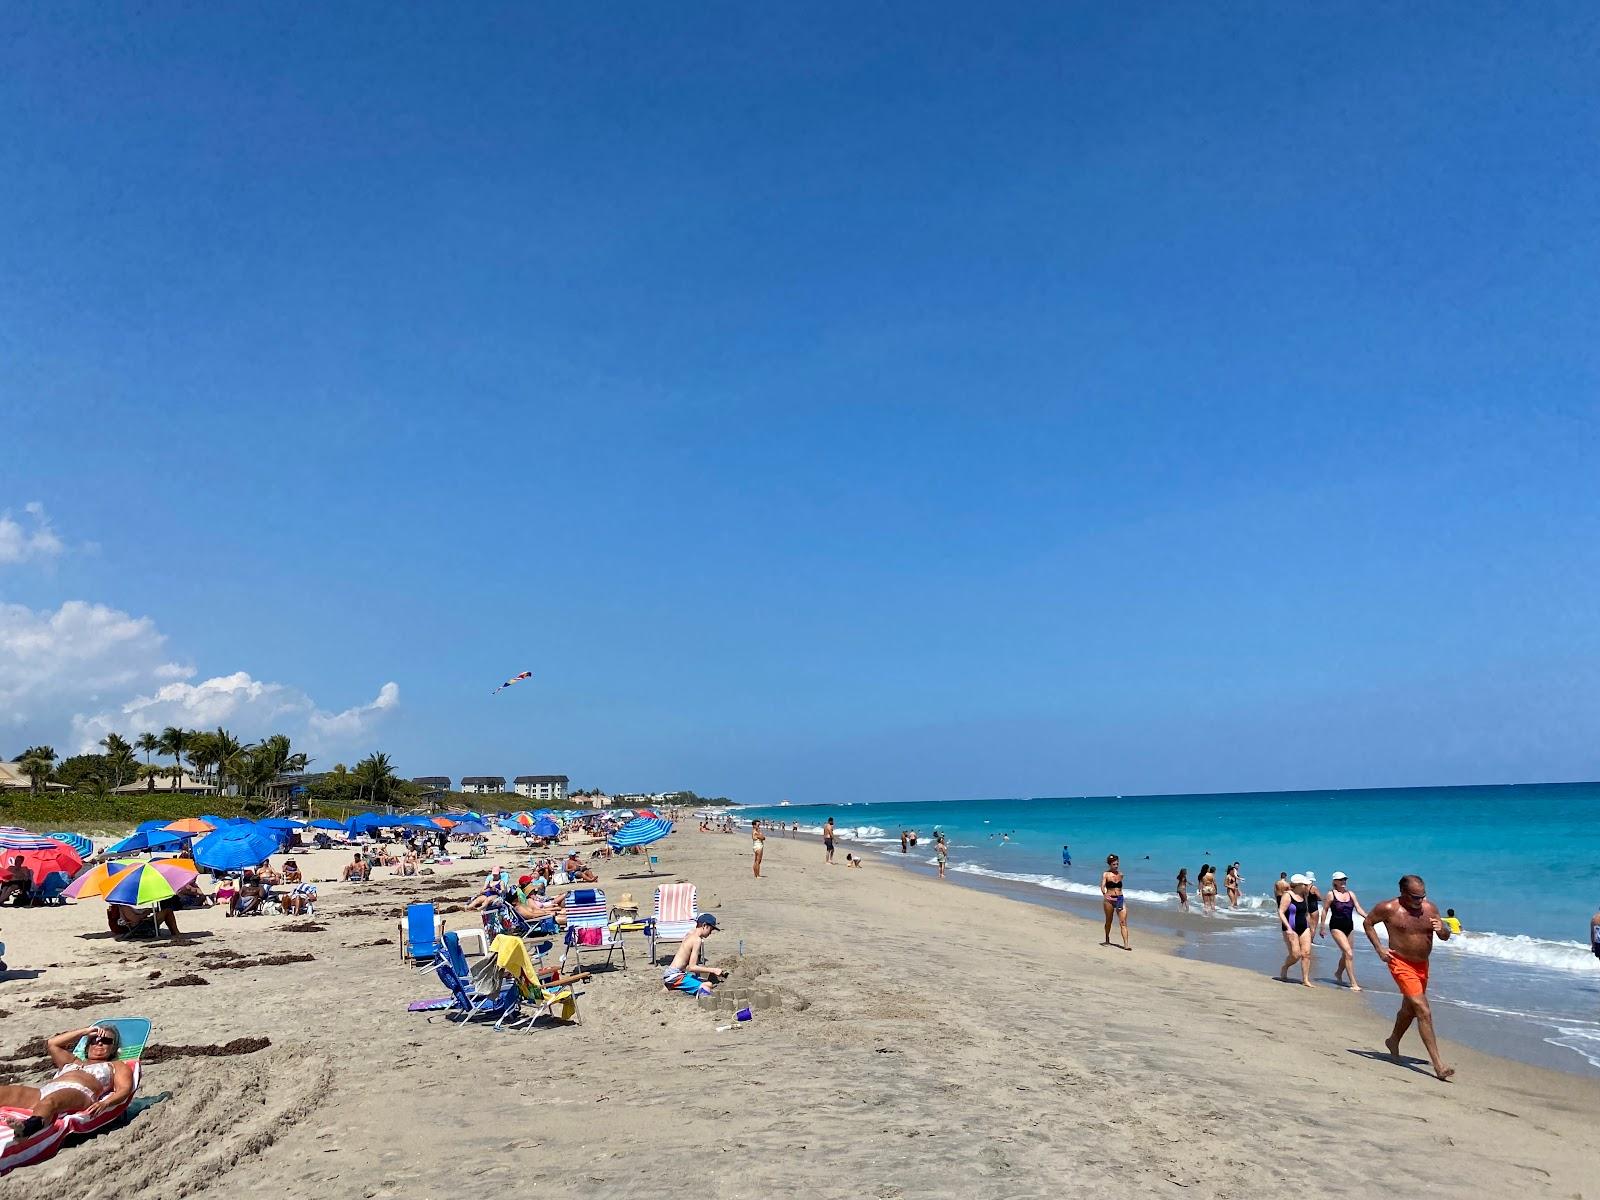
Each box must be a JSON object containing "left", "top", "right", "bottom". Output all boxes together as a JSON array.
[{"left": 0, "top": 791, "right": 251, "bottom": 832}]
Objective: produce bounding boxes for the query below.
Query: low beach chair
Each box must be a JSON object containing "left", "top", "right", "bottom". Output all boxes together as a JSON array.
[
  {"left": 0, "top": 1016, "right": 152, "bottom": 1177},
  {"left": 564, "top": 888, "right": 625, "bottom": 971},
  {"left": 489, "top": 933, "right": 590, "bottom": 1027},
  {"left": 29, "top": 872, "right": 71, "bottom": 906},
  {"left": 648, "top": 883, "right": 697, "bottom": 964},
  {"left": 438, "top": 932, "right": 522, "bottom": 1029},
  {"left": 401, "top": 902, "right": 445, "bottom": 969}
]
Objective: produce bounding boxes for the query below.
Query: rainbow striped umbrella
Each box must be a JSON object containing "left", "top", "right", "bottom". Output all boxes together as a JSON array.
[
  {"left": 64, "top": 861, "right": 139, "bottom": 899},
  {"left": 46, "top": 832, "right": 94, "bottom": 857},
  {"left": 102, "top": 860, "right": 198, "bottom": 906}
]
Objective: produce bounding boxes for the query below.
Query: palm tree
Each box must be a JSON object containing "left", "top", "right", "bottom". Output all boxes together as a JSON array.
[
  {"left": 213, "top": 728, "right": 244, "bottom": 795},
  {"left": 186, "top": 730, "right": 218, "bottom": 789},
  {"left": 135, "top": 732, "right": 160, "bottom": 775},
  {"left": 99, "top": 733, "right": 137, "bottom": 788},
  {"left": 353, "top": 751, "right": 398, "bottom": 810},
  {"left": 18, "top": 744, "right": 57, "bottom": 795},
  {"left": 156, "top": 726, "right": 191, "bottom": 792}
]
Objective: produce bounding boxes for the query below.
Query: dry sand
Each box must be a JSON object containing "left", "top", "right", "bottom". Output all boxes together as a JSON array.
[{"left": 3, "top": 828, "right": 1598, "bottom": 1199}]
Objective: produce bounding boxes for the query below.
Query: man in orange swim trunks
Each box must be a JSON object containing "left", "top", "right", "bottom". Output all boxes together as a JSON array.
[{"left": 1363, "top": 874, "right": 1454, "bottom": 1081}]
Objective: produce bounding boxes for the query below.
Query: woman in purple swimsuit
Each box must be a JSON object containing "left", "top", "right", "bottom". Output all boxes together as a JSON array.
[{"left": 1318, "top": 870, "right": 1367, "bottom": 991}]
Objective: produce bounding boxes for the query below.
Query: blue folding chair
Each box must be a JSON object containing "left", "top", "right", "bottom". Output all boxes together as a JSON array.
[
  {"left": 437, "top": 932, "right": 523, "bottom": 1030},
  {"left": 30, "top": 872, "right": 71, "bottom": 906},
  {"left": 401, "top": 902, "right": 443, "bottom": 969}
]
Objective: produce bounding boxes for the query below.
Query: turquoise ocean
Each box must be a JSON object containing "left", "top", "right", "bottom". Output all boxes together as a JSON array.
[{"left": 740, "top": 783, "right": 1600, "bottom": 1076}]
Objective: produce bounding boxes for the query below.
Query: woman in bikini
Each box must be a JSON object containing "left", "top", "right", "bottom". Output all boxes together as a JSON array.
[
  {"left": 751, "top": 820, "right": 766, "bottom": 878},
  {"left": 1175, "top": 867, "right": 1189, "bottom": 910},
  {"left": 0, "top": 1024, "right": 134, "bottom": 1139},
  {"left": 1197, "top": 863, "right": 1218, "bottom": 915},
  {"left": 1101, "top": 854, "right": 1130, "bottom": 949},
  {"left": 1318, "top": 870, "right": 1367, "bottom": 990},
  {"left": 1225, "top": 862, "right": 1242, "bottom": 908}
]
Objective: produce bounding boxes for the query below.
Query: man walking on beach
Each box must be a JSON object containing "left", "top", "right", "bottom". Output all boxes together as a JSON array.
[
  {"left": 1363, "top": 874, "right": 1454, "bottom": 1081},
  {"left": 823, "top": 817, "right": 835, "bottom": 864}
]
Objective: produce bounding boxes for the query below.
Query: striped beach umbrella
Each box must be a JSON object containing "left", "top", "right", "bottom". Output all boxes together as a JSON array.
[
  {"left": 46, "top": 832, "right": 94, "bottom": 858},
  {"left": 64, "top": 860, "right": 139, "bottom": 899},
  {"left": 103, "top": 860, "right": 198, "bottom": 906},
  {"left": 607, "top": 817, "right": 673, "bottom": 849},
  {"left": 10, "top": 841, "right": 84, "bottom": 878},
  {"left": 0, "top": 826, "right": 75, "bottom": 852}
]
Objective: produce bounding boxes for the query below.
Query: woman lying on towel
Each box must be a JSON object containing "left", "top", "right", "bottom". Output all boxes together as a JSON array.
[{"left": 0, "top": 1025, "right": 134, "bottom": 1139}]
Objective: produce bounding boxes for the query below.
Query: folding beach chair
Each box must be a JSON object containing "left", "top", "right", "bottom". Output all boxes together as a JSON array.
[
  {"left": 438, "top": 931, "right": 522, "bottom": 1030},
  {"left": 563, "top": 888, "right": 625, "bottom": 971},
  {"left": 0, "top": 1016, "right": 152, "bottom": 1177},
  {"left": 648, "top": 883, "right": 697, "bottom": 964},
  {"left": 488, "top": 933, "right": 588, "bottom": 1027},
  {"left": 29, "top": 872, "right": 71, "bottom": 906},
  {"left": 400, "top": 902, "right": 445, "bottom": 969}
]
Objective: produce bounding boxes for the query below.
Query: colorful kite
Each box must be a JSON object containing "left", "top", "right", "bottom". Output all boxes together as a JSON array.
[{"left": 492, "top": 670, "right": 533, "bottom": 695}]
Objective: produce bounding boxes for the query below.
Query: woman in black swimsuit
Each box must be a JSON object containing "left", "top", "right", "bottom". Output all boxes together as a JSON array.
[
  {"left": 1318, "top": 871, "right": 1367, "bottom": 991},
  {"left": 1101, "top": 854, "right": 1130, "bottom": 950},
  {"left": 1277, "top": 874, "right": 1315, "bottom": 987}
]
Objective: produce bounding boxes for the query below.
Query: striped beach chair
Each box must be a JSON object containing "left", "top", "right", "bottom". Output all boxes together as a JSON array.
[
  {"left": 648, "top": 883, "right": 698, "bottom": 965},
  {"left": 563, "top": 888, "right": 626, "bottom": 971}
]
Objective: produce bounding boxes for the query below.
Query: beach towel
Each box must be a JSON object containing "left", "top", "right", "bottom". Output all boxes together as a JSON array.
[{"left": 491, "top": 933, "right": 538, "bottom": 989}]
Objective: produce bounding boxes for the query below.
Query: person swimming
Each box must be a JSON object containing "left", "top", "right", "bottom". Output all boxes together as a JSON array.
[{"left": 1061, "top": 844, "right": 1072, "bottom": 867}]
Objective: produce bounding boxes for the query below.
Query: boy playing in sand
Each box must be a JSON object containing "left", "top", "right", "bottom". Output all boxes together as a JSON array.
[
  {"left": 662, "top": 914, "right": 729, "bottom": 995},
  {"left": 1363, "top": 874, "right": 1454, "bottom": 1081}
]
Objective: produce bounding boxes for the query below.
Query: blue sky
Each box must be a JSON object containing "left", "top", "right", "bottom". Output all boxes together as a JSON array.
[{"left": 2, "top": 5, "right": 1597, "bottom": 800}]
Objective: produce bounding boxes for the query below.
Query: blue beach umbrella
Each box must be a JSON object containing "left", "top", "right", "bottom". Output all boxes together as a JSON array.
[
  {"left": 46, "top": 832, "right": 94, "bottom": 857},
  {"left": 607, "top": 817, "right": 673, "bottom": 849},
  {"left": 191, "top": 826, "right": 280, "bottom": 872},
  {"left": 531, "top": 817, "right": 560, "bottom": 838},
  {"left": 135, "top": 819, "right": 172, "bottom": 833},
  {"left": 257, "top": 817, "right": 305, "bottom": 831},
  {"left": 200, "top": 814, "right": 245, "bottom": 828},
  {"left": 451, "top": 819, "right": 490, "bottom": 836},
  {"left": 108, "top": 829, "right": 192, "bottom": 855},
  {"left": 308, "top": 818, "right": 348, "bottom": 831}
]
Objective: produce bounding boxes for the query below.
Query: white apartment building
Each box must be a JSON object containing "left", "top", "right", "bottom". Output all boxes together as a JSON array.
[{"left": 513, "top": 774, "right": 569, "bottom": 802}]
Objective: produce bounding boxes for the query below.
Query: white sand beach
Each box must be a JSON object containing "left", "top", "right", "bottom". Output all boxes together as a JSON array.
[{"left": 4, "top": 827, "right": 1598, "bottom": 1199}]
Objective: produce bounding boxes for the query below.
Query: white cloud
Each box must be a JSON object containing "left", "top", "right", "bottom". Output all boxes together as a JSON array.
[
  {"left": 73, "top": 673, "right": 401, "bottom": 755},
  {"left": 0, "top": 502, "right": 65, "bottom": 565},
  {"left": 0, "top": 598, "right": 397, "bottom": 755},
  {"left": 0, "top": 600, "right": 193, "bottom": 725}
]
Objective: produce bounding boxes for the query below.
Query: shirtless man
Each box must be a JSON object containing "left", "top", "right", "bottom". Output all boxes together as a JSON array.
[
  {"left": 822, "top": 818, "right": 836, "bottom": 865},
  {"left": 1363, "top": 874, "right": 1454, "bottom": 1081},
  {"left": 661, "top": 913, "right": 729, "bottom": 995}
]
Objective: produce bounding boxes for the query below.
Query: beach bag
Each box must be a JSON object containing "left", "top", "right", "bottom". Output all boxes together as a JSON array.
[{"left": 577, "top": 927, "right": 603, "bottom": 946}]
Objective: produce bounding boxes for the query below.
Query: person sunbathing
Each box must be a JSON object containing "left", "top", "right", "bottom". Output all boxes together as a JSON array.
[
  {"left": 512, "top": 890, "right": 567, "bottom": 922},
  {"left": 279, "top": 883, "right": 317, "bottom": 915},
  {"left": 227, "top": 874, "right": 266, "bottom": 918},
  {"left": 282, "top": 859, "right": 303, "bottom": 884},
  {"left": 341, "top": 854, "right": 371, "bottom": 882},
  {"left": 108, "top": 902, "right": 179, "bottom": 938},
  {"left": 0, "top": 1025, "right": 135, "bottom": 1138}
]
